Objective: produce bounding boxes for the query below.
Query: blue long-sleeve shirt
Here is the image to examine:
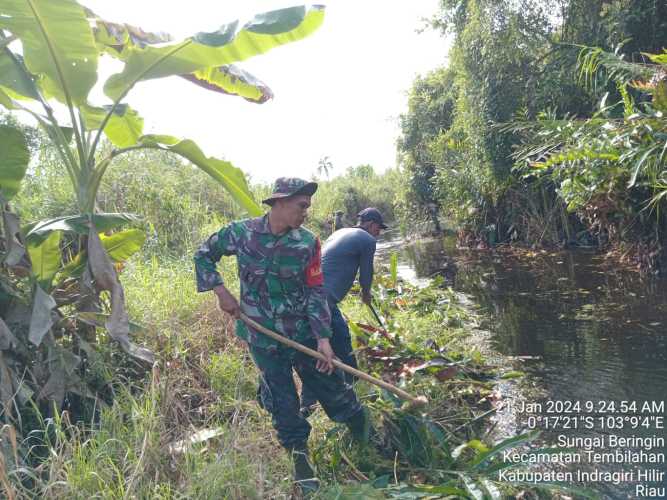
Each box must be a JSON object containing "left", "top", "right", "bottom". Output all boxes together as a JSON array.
[{"left": 321, "top": 227, "right": 376, "bottom": 303}]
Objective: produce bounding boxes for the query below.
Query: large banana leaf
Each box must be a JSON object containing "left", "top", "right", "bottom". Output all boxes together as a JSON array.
[
  {"left": 140, "top": 135, "right": 262, "bottom": 216},
  {"left": 103, "top": 5, "right": 325, "bottom": 101},
  {"left": 0, "top": 124, "right": 30, "bottom": 200},
  {"left": 0, "top": 0, "right": 98, "bottom": 105},
  {"left": 25, "top": 212, "right": 140, "bottom": 245},
  {"left": 27, "top": 230, "right": 61, "bottom": 289},
  {"left": 80, "top": 103, "right": 144, "bottom": 148},
  {"left": 90, "top": 14, "right": 274, "bottom": 104}
]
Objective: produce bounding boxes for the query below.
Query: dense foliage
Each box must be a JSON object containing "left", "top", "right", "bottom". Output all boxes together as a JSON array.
[{"left": 398, "top": 0, "right": 667, "bottom": 269}]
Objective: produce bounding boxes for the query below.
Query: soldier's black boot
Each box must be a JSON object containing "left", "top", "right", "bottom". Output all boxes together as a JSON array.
[
  {"left": 291, "top": 446, "right": 319, "bottom": 497},
  {"left": 299, "top": 384, "right": 318, "bottom": 419},
  {"left": 345, "top": 407, "right": 372, "bottom": 444}
]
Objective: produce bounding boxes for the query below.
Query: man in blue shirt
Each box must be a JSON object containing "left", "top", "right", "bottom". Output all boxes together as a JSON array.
[{"left": 301, "top": 207, "right": 388, "bottom": 416}]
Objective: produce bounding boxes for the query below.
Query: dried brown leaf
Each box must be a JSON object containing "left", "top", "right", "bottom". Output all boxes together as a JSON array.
[
  {"left": 28, "top": 286, "right": 56, "bottom": 347},
  {"left": 37, "top": 367, "right": 65, "bottom": 408},
  {"left": 0, "top": 353, "right": 16, "bottom": 418},
  {"left": 1, "top": 208, "right": 25, "bottom": 267},
  {"left": 435, "top": 366, "right": 459, "bottom": 381},
  {"left": 87, "top": 228, "right": 154, "bottom": 364},
  {"left": 0, "top": 319, "right": 18, "bottom": 351}
]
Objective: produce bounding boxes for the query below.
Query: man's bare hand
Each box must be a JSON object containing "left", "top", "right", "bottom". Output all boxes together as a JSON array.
[
  {"left": 361, "top": 289, "right": 372, "bottom": 306},
  {"left": 214, "top": 285, "right": 241, "bottom": 319},
  {"left": 316, "top": 338, "right": 336, "bottom": 375}
]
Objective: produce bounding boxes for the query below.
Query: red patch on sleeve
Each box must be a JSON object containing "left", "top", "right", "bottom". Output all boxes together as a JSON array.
[{"left": 305, "top": 238, "right": 324, "bottom": 287}]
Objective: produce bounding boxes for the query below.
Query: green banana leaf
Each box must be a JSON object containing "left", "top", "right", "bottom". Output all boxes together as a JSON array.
[
  {"left": 80, "top": 103, "right": 144, "bottom": 148},
  {"left": 101, "top": 229, "right": 145, "bottom": 261},
  {"left": 181, "top": 65, "right": 273, "bottom": 103},
  {"left": 0, "top": 50, "right": 40, "bottom": 102},
  {"left": 0, "top": 0, "right": 98, "bottom": 105},
  {"left": 89, "top": 12, "right": 274, "bottom": 104},
  {"left": 27, "top": 231, "right": 61, "bottom": 290},
  {"left": 103, "top": 5, "right": 325, "bottom": 101},
  {"left": 62, "top": 229, "right": 146, "bottom": 278},
  {"left": 140, "top": 135, "right": 262, "bottom": 216},
  {"left": 0, "top": 88, "right": 17, "bottom": 110},
  {"left": 0, "top": 124, "right": 30, "bottom": 200},
  {"left": 25, "top": 212, "right": 140, "bottom": 245},
  {"left": 45, "top": 125, "right": 74, "bottom": 145}
]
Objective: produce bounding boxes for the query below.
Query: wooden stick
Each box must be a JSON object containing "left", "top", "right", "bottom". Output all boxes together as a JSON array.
[{"left": 240, "top": 314, "right": 427, "bottom": 407}]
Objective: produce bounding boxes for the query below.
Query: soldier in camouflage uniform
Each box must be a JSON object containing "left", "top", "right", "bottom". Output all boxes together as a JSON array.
[{"left": 194, "top": 177, "right": 369, "bottom": 493}]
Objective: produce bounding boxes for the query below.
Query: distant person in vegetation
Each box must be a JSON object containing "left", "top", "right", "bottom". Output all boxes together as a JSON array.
[
  {"left": 333, "top": 210, "right": 345, "bottom": 231},
  {"left": 427, "top": 202, "right": 442, "bottom": 235},
  {"left": 193, "top": 177, "right": 370, "bottom": 495},
  {"left": 300, "top": 207, "right": 388, "bottom": 416}
]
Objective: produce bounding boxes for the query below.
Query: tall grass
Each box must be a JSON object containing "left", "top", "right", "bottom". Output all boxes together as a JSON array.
[{"left": 4, "top": 365, "right": 291, "bottom": 499}]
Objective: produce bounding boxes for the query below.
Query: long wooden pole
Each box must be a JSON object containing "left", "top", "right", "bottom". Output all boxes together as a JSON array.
[{"left": 240, "top": 314, "right": 427, "bottom": 407}]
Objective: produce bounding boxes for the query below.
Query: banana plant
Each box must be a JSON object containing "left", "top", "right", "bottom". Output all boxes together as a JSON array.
[{"left": 0, "top": 2, "right": 326, "bottom": 363}]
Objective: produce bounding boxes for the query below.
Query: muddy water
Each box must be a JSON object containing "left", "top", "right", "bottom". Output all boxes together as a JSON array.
[{"left": 377, "top": 234, "right": 667, "bottom": 499}]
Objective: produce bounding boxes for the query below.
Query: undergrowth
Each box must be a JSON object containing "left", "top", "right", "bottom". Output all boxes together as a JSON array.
[
  {"left": 5, "top": 153, "right": 594, "bottom": 498},
  {"left": 1, "top": 256, "right": 595, "bottom": 499}
]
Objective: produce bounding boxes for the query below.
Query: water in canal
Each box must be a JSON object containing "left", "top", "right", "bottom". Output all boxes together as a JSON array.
[{"left": 378, "top": 234, "right": 667, "bottom": 499}]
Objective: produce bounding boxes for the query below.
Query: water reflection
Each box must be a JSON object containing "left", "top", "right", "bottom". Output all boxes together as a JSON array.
[{"left": 378, "top": 235, "right": 667, "bottom": 498}]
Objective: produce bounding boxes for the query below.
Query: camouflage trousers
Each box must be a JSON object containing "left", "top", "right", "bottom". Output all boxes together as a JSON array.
[{"left": 251, "top": 340, "right": 363, "bottom": 450}]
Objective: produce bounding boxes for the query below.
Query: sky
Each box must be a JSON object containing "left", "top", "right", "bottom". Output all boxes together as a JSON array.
[{"left": 81, "top": 1, "right": 450, "bottom": 182}]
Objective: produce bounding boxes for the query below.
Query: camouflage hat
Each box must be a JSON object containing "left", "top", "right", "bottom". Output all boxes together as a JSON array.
[{"left": 262, "top": 177, "right": 318, "bottom": 205}]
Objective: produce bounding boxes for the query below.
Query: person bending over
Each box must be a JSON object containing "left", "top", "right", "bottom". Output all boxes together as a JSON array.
[{"left": 300, "top": 207, "right": 387, "bottom": 416}]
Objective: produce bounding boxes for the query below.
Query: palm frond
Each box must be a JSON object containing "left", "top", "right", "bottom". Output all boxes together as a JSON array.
[{"left": 577, "top": 45, "right": 656, "bottom": 91}]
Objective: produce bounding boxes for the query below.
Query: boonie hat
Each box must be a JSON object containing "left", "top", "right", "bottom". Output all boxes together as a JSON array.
[
  {"left": 262, "top": 177, "right": 318, "bottom": 205},
  {"left": 357, "top": 207, "right": 388, "bottom": 229}
]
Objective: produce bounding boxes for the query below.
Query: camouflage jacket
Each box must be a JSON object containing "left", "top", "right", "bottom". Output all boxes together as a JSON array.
[{"left": 194, "top": 215, "right": 332, "bottom": 349}]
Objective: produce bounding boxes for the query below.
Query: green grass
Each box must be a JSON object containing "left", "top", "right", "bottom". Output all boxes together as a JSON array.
[
  {"left": 2, "top": 243, "right": 595, "bottom": 499},
  {"left": 4, "top": 144, "right": 592, "bottom": 499}
]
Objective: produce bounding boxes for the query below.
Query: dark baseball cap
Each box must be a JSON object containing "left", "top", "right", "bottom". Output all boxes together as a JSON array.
[
  {"left": 262, "top": 177, "right": 318, "bottom": 205},
  {"left": 357, "top": 207, "right": 388, "bottom": 229}
]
